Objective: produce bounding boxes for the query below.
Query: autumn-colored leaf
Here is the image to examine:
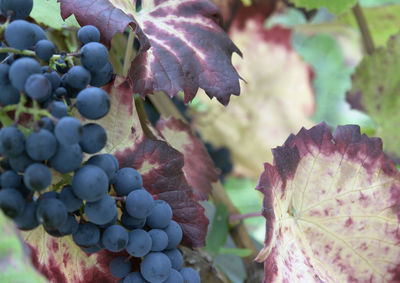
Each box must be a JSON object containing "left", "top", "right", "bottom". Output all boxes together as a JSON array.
[
  {"left": 22, "top": 228, "right": 116, "bottom": 283},
  {"left": 256, "top": 122, "right": 400, "bottom": 282},
  {"left": 190, "top": 4, "right": 314, "bottom": 178},
  {"left": 347, "top": 32, "right": 400, "bottom": 161},
  {"left": 156, "top": 117, "right": 219, "bottom": 200},
  {"left": 59, "top": 0, "right": 242, "bottom": 105}
]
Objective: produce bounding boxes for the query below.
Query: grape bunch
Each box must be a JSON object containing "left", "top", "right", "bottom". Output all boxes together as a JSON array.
[{"left": 0, "top": 1, "right": 201, "bottom": 282}]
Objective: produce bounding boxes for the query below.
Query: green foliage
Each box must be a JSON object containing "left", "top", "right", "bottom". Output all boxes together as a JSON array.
[
  {"left": 292, "top": 33, "right": 374, "bottom": 128},
  {"left": 205, "top": 203, "right": 228, "bottom": 257},
  {"left": 0, "top": 212, "right": 47, "bottom": 283},
  {"left": 337, "top": 4, "right": 400, "bottom": 47},
  {"left": 291, "top": 0, "right": 357, "bottom": 14},
  {"left": 31, "top": 0, "right": 80, "bottom": 29},
  {"left": 348, "top": 32, "right": 400, "bottom": 159}
]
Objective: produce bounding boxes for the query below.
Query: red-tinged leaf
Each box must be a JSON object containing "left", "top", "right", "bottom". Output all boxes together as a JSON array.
[
  {"left": 190, "top": 5, "right": 314, "bottom": 179},
  {"left": 156, "top": 117, "right": 219, "bottom": 200},
  {"left": 59, "top": 0, "right": 242, "bottom": 105},
  {"left": 256, "top": 122, "right": 400, "bottom": 282},
  {"left": 22, "top": 227, "right": 116, "bottom": 283},
  {"left": 100, "top": 77, "right": 208, "bottom": 247}
]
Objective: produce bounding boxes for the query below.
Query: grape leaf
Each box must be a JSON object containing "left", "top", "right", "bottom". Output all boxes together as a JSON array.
[
  {"left": 31, "top": 0, "right": 80, "bottom": 29},
  {"left": 0, "top": 212, "right": 48, "bottom": 283},
  {"left": 256, "top": 122, "right": 400, "bottom": 282},
  {"left": 190, "top": 3, "right": 314, "bottom": 178},
  {"left": 101, "top": 77, "right": 209, "bottom": 247},
  {"left": 346, "top": 32, "right": 400, "bottom": 161},
  {"left": 59, "top": 0, "right": 242, "bottom": 105},
  {"left": 156, "top": 117, "right": 219, "bottom": 200},
  {"left": 291, "top": 0, "right": 357, "bottom": 15},
  {"left": 22, "top": 228, "right": 116, "bottom": 283}
]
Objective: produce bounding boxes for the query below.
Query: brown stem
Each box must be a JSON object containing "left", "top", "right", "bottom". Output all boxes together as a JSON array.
[
  {"left": 352, "top": 3, "right": 374, "bottom": 55},
  {"left": 229, "top": 211, "right": 263, "bottom": 223}
]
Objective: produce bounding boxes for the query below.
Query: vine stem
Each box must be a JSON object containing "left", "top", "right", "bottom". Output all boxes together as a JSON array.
[{"left": 352, "top": 3, "right": 375, "bottom": 54}]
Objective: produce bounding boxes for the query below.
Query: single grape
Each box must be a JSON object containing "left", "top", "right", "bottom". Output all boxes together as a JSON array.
[
  {"left": 72, "top": 222, "right": 100, "bottom": 247},
  {"left": 86, "top": 154, "right": 119, "bottom": 181},
  {"left": 77, "top": 25, "right": 100, "bottom": 44},
  {"left": 109, "top": 256, "right": 131, "bottom": 279},
  {"left": 54, "top": 116, "right": 83, "bottom": 145},
  {"left": 25, "top": 129, "right": 57, "bottom": 161},
  {"left": 146, "top": 199, "right": 172, "bottom": 229},
  {"left": 180, "top": 267, "right": 200, "bottom": 283},
  {"left": 1, "top": 170, "right": 21, "bottom": 188},
  {"left": 164, "top": 269, "right": 184, "bottom": 283},
  {"left": 75, "top": 87, "right": 110, "bottom": 119},
  {"left": 23, "top": 163, "right": 52, "bottom": 191},
  {"left": 125, "top": 189, "right": 155, "bottom": 219},
  {"left": 1, "top": 0, "right": 33, "bottom": 19},
  {"left": 31, "top": 23, "right": 47, "bottom": 43},
  {"left": 148, "top": 229, "right": 168, "bottom": 252},
  {"left": 126, "top": 229, "right": 152, "bottom": 257},
  {"left": 24, "top": 74, "right": 52, "bottom": 102},
  {"left": 140, "top": 252, "right": 171, "bottom": 283},
  {"left": 122, "top": 272, "right": 147, "bottom": 283},
  {"left": 14, "top": 201, "right": 39, "bottom": 230},
  {"left": 84, "top": 194, "right": 117, "bottom": 225},
  {"left": 90, "top": 61, "right": 113, "bottom": 87},
  {"left": 0, "top": 188, "right": 25, "bottom": 218},
  {"left": 79, "top": 123, "right": 107, "bottom": 154},
  {"left": 0, "top": 63, "right": 10, "bottom": 85},
  {"left": 58, "top": 214, "right": 79, "bottom": 236},
  {"left": 101, "top": 225, "right": 129, "bottom": 252},
  {"left": 164, "top": 220, "right": 183, "bottom": 249},
  {"left": 80, "top": 42, "right": 108, "bottom": 71},
  {"left": 53, "top": 87, "right": 67, "bottom": 99},
  {"left": 114, "top": 167, "right": 143, "bottom": 196},
  {"left": 49, "top": 143, "right": 82, "bottom": 173},
  {"left": 39, "top": 117, "right": 54, "bottom": 131},
  {"left": 36, "top": 198, "right": 68, "bottom": 229},
  {"left": 120, "top": 212, "right": 146, "bottom": 230},
  {"left": 4, "top": 20, "right": 36, "bottom": 49},
  {"left": 65, "top": 66, "right": 91, "bottom": 90},
  {"left": 0, "top": 83, "right": 21, "bottom": 105},
  {"left": 9, "top": 57, "right": 41, "bottom": 91},
  {"left": 163, "top": 249, "right": 183, "bottom": 270},
  {"left": 0, "top": 126, "right": 25, "bottom": 158},
  {"left": 49, "top": 100, "right": 68, "bottom": 118},
  {"left": 59, "top": 186, "right": 82, "bottom": 212},
  {"left": 35, "top": 40, "right": 55, "bottom": 62},
  {"left": 72, "top": 165, "right": 108, "bottom": 201},
  {"left": 8, "top": 151, "right": 34, "bottom": 173}
]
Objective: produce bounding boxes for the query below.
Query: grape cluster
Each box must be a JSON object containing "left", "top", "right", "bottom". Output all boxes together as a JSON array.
[{"left": 0, "top": 2, "right": 201, "bottom": 282}]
